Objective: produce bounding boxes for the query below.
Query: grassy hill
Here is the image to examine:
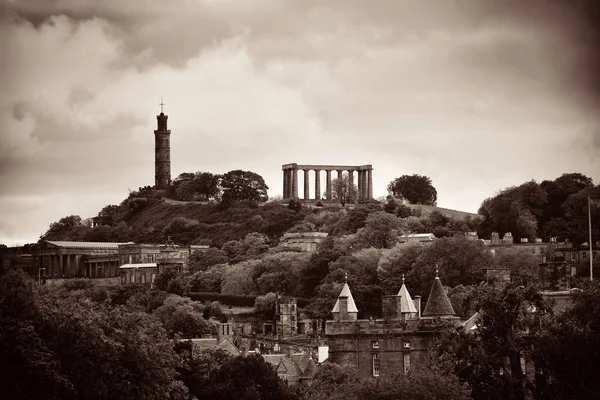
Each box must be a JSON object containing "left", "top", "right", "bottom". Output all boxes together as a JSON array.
[{"left": 406, "top": 204, "right": 478, "bottom": 220}]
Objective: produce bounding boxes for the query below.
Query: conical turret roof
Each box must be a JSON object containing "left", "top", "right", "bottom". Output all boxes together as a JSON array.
[
  {"left": 423, "top": 276, "right": 455, "bottom": 317},
  {"left": 331, "top": 282, "right": 359, "bottom": 313},
  {"left": 397, "top": 283, "right": 418, "bottom": 313}
]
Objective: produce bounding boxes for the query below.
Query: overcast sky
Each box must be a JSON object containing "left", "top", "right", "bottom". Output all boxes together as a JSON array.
[{"left": 1, "top": 0, "right": 599, "bottom": 246}]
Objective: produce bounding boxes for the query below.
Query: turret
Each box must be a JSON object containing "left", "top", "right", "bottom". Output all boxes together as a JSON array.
[
  {"left": 332, "top": 274, "right": 358, "bottom": 321},
  {"left": 422, "top": 266, "right": 457, "bottom": 319}
]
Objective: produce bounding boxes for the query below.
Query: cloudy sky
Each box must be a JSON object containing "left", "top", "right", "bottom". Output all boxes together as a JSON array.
[{"left": 1, "top": 0, "right": 599, "bottom": 245}]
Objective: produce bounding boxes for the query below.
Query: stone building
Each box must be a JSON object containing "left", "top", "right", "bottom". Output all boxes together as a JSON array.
[
  {"left": 37, "top": 240, "right": 131, "bottom": 279},
  {"left": 280, "top": 232, "right": 328, "bottom": 252},
  {"left": 325, "top": 273, "right": 459, "bottom": 377},
  {"left": 281, "top": 163, "right": 374, "bottom": 202}
]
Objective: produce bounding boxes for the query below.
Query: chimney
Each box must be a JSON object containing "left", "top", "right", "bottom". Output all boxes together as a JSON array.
[
  {"left": 286, "top": 346, "right": 293, "bottom": 357},
  {"left": 242, "top": 346, "right": 248, "bottom": 357},
  {"left": 491, "top": 232, "right": 500, "bottom": 245},
  {"left": 413, "top": 296, "right": 421, "bottom": 318}
]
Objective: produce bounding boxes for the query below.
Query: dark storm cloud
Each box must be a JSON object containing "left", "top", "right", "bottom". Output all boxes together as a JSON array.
[{"left": 1, "top": 0, "right": 599, "bottom": 245}]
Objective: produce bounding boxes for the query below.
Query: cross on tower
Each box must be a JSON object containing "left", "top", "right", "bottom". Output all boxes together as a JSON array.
[{"left": 159, "top": 96, "right": 165, "bottom": 113}]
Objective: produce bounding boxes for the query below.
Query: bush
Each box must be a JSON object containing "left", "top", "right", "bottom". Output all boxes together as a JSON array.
[
  {"left": 62, "top": 279, "right": 94, "bottom": 291},
  {"left": 187, "top": 292, "right": 257, "bottom": 307},
  {"left": 288, "top": 199, "right": 303, "bottom": 213}
]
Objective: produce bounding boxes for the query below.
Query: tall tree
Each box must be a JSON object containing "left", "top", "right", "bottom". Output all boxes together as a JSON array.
[
  {"left": 220, "top": 170, "right": 269, "bottom": 203},
  {"left": 331, "top": 173, "right": 358, "bottom": 207},
  {"left": 388, "top": 174, "right": 437, "bottom": 206}
]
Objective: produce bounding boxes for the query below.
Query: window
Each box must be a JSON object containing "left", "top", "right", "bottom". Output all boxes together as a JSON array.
[
  {"left": 582, "top": 252, "right": 587, "bottom": 259},
  {"left": 372, "top": 340, "right": 379, "bottom": 349},
  {"left": 403, "top": 341, "right": 411, "bottom": 349},
  {"left": 373, "top": 353, "right": 380, "bottom": 377},
  {"left": 403, "top": 353, "right": 411, "bottom": 374}
]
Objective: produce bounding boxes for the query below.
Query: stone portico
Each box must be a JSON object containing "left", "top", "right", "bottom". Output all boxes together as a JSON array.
[{"left": 281, "top": 163, "right": 374, "bottom": 201}]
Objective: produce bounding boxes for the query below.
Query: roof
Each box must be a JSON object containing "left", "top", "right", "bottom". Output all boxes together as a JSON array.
[
  {"left": 423, "top": 276, "right": 456, "bottom": 317},
  {"left": 263, "top": 352, "right": 316, "bottom": 379},
  {"left": 331, "top": 283, "right": 359, "bottom": 313},
  {"left": 45, "top": 240, "right": 133, "bottom": 249},
  {"left": 397, "top": 283, "right": 418, "bottom": 313},
  {"left": 185, "top": 337, "right": 241, "bottom": 356},
  {"left": 461, "top": 311, "right": 482, "bottom": 332},
  {"left": 119, "top": 263, "right": 157, "bottom": 269}
]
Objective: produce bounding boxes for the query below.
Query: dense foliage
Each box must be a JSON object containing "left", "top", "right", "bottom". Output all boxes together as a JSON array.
[
  {"left": 388, "top": 174, "right": 438, "bottom": 206},
  {"left": 479, "top": 173, "right": 600, "bottom": 244}
]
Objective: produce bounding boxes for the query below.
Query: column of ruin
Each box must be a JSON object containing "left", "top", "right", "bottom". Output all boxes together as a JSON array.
[
  {"left": 326, "top": 170, "right": 332, "bottom": 200},
  {"left": 292, "top": 168, "right": 298, "bottom": 199},
  {"left": 304, "top": 170, "right": 310, "bottom": 200},
  {"left": 367, "top": 168, "right": 373, "bottom": 200},
  {"left": 315, "top": 170, "right": 321, "bottom": 200}
]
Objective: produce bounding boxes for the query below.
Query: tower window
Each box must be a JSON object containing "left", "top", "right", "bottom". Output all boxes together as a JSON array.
[{"left": 373, "top": 353, "right": 380, "bottom": 377}]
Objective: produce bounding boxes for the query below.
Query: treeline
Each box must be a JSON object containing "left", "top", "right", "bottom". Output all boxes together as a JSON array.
[
  {"left": 5, "top": 269, "right": 600, "bottom": 399},
  {"left": 479, "top": 172, "right": 600, "bottom": 244}
]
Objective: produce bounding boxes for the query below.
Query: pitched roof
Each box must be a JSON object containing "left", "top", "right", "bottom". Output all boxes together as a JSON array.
[
  {"left": 397, "top": 283, "right": 418, "bottom": 313},
  {"left": 331, "top": 283, "right": 358, "bottom": 313},
  {"left": 45, "top": 240, "right": 133, "bottom": 249},
  {"left": 119, "top": 263, "right": 157, "bottom": 269},
  {"left": 423, "top": 277, "right": 456, "bottom": 317}
]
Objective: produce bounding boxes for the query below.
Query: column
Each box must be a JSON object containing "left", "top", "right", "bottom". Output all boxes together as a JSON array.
[
  {"left": 337, "top": 169, "right": 343, "bottom": 180},
  {"left": 304, "top": 169, "right": 310, "bottom": 200},
  {"left": 283, "top": 169, "right": 288, "bottom": 199},
  {"left": 357, "top": 171, "right": 362, "bottom": 201},
  {"left": 292, "top": 168, "right": 298, "bottom": 199},
  {"left": 314, "top": 170, "right": 321, "bottom": 200},
  {"left": 362, "top": 171, "right": 368, "bottom": 200},
  {"left": 326, "top": 170, "right": 332, "bottom": 200},
  {"left": 66, "top": 253, "right": 71, "bottom": 276},
  {"left": 368, "top": 168, "right": 373, "bottom": 200}
]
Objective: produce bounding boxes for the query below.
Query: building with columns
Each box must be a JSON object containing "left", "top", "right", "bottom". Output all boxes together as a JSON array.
[
  {"left": 281, "top": 163, "right": 374, "bottom": 202},
  {"left": 154, "top": 105, "right": 172, "bottom": 190},
  {"left": 37, "top": 241, "right": 131, "bottom": 279}
]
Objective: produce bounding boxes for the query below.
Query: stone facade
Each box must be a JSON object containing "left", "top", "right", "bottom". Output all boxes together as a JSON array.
[
  {"left": 280, "top": 232, "right": 328, "bottom": 252},
  {"left": 281, "top": 163, "right": 373, "bottom": 201},
  {"left": 325, "top": 275, "right": 459, "bottom": 378}
]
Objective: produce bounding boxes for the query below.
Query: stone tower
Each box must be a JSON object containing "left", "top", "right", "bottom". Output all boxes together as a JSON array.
[{"left": 154, "top": 103, "right": 171, "bottom": 189}]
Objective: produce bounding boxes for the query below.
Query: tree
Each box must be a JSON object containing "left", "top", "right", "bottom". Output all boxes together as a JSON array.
[
  {"left": 154, "top": 295, "right": 213, "bottom": 338},
  {"left": 221, "top": 170, "right": 269, "bottom": 203},
  {"left": 39, "top": 215, "right": 88, "bottom": 241},
  {"left": 531, "top": 281, "right": 600, "bottom": 399},
  {"left": 406, "top": 235, "right": 492, "bottom": 298},
  {"left": 254, "top": 292, "right": 278, "bottom": 321},
  {"left": 354, "top": 211, "right": 405, "bottom": 249},
  {"left": 388, "top": 174, "right": 437, "bottom": 206},
  {"left": 199, "top": 355, "right": 298, "bottom": 400},
  {"left": 437, "top": 283, "right": 547, "bottom": 400},
  {"left": 188, "top": 248, "right": 228, "bottom": 273},
  {"left": 331, "top": 173, "right": 358, "bottom": 207}
]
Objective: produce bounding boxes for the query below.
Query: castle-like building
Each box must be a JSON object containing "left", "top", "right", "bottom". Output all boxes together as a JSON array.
[
  {"left": 154, "top": 104, "right": 171, "bottom": 189},
  {"left": 325, "top": 272, "right": 459, "bottom": 377}
]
